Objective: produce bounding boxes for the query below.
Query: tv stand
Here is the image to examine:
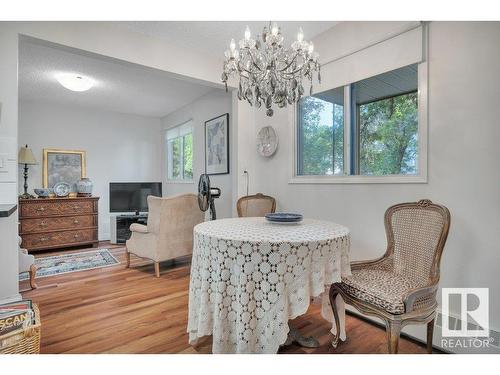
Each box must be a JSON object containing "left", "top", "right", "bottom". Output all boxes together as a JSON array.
[{"left": 110, "top": 214, "right": 148, "bottom": 244}]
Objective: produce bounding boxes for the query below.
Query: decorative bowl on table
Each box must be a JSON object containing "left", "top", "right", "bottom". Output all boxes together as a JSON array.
[
  {"left": 265, "top": 213, "right": 303, "bottom": 224},
  {"left": 53, "top": 182, "right": 71, "bottom": 197},
  {"left": 34, "top": 188, "right": 52, "bottom": 198}
]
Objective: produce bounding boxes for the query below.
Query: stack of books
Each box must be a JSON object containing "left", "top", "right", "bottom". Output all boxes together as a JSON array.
[{"left": 0, "top": 300, "right": 35, "bottom": 337}]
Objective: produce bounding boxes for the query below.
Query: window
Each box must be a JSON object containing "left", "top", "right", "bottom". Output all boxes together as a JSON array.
[
  {"left": 296, "top": 63, "right": 422, "bottom": 181},
  {"left": 166, "top": 121, "right": 193, "bottom": 181},
  {"left": 297, "top": 86, "right": 344, "bottom": 176}
]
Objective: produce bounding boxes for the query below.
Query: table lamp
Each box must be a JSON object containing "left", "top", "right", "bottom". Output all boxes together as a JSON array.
[{"left": 18, "top": 144, "right": 38, "bottom": 199}]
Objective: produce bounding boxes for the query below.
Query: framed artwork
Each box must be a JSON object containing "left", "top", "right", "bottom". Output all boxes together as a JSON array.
[
  {"left": 43, "top": 148, "right": 86, "bottom": 190},
  {"left": 205, "top": 113, "right": 229, "bottom": 175}
]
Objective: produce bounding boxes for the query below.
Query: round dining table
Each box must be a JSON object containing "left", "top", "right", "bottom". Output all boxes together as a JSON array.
[{"left": 187, "top": 217, "right": 351, "bottom": 354}]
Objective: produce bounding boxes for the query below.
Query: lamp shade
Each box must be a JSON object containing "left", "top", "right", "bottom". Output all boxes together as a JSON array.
[{"left": 18, "top": 145, "right": 38, "bottom": 165}]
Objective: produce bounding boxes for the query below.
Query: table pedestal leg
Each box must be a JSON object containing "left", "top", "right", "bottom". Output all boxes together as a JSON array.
[
  {"left": 283, "top": 323, "right": 320, "bottom": 348},
  {"left": 330, "top": 295, "right": 347, "bottom": 343}
]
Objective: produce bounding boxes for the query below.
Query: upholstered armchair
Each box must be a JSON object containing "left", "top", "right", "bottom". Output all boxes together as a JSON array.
[
  {"left": 237, "top": 193, "right": 276, "bottom": 217},
  {"left": 329, "top": 199, "right": 450, "bottom": 354},
  {"left": 126, "top": 194, "right": 204, "bottom": 277},
  {"left": 18, "top": 236, "right": 37, "bottom": 289}
]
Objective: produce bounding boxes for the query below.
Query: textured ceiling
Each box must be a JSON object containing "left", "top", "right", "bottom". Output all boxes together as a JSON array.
[
  {"left": 118, "top": 21, "right": 338, "bottom": 61},
  {"left": 19, "top": 22, "right": 338, "bottom": 117},
  {"left": 19, "top": 39, "right": 217, "bottom": 118}
]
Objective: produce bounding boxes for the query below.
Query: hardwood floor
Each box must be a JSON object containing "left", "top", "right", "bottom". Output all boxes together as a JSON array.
[{"left": 20, "top": 241, "right": 430, "bottom": 354}]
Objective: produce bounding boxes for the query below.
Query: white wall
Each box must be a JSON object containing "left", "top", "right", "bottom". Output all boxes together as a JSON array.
[
  {"left": 0, "top": 27, "right": 20, "bottom": 304},
  {"left": 243, "top": 22, "right": 500, "bottom": 347},
  {"left": 18, "top": 101, "right": 162, "bottom": 240},
  {"left": 161, "top": 89, "right": 234, "bottom": 219},
  {"left": 0, "top": 20, "right": 228, "bottom": 304}
]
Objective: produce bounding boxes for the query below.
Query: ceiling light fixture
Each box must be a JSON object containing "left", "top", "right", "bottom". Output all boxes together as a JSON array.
[
  {"left": 56, "top": 73, "right": 94, "bottom": 92},
  {"left": 222, "top": 22, "right": 320, "bottom": 116}
]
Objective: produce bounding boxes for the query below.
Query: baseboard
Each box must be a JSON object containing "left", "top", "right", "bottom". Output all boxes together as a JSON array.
[
  {"left": 346, "top": 305, "right": 500, "bottom": 354},
  {"left": 433, "top": 310, "right": 500, "bottom": 354}
]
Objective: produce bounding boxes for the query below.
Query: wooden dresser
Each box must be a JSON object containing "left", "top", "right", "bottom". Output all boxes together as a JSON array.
[{"left": 19, "top": 197, "right": 99, "bottom": 252}]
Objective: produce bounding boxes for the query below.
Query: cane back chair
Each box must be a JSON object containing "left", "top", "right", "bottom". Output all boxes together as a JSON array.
[
  {"left": 237, "top": 193, "right": 276, "bottom": 217},
  {"left": 329, "top": 199, "right": 450, "bottom": 353}
]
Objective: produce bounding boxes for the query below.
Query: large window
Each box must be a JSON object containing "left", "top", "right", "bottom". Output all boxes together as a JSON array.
[
  {"left": 166, "top": 121, "right": 193, "bottom": 181},
  {"left": 296, "top": 63, "right": 421, "bottom": 181}
]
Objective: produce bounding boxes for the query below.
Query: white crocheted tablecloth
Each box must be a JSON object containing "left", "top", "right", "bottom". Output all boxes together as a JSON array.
[{"left": 187, "top": 217, "right": 351, "bottom": 353}]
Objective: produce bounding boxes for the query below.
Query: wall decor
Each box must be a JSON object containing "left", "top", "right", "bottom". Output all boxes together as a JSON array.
[
  {"left": 257, "top": 126, "right": 279, "bottom": 157},
  {"left": 76, "top": 177, "right": 93, "bottom": 197},
  {"left": 205, "top": 113, "right": 229, "bottom": 175},
  {"left": 43, "top": 148, "right": 86, "bottom": 190},
  {"left": 33, "top": 188, "right": 52, "bottom": 198},
  {"left": 53, "top": 182, "right": 71, "bottom": 197}
]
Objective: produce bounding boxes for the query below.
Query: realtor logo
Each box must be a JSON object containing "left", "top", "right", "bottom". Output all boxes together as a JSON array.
[{"left": 442, "top": 288, "right": 489, "bottom": 337}]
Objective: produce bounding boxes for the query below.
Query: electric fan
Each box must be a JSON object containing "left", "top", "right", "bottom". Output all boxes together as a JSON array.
[{"left": 198, "top": 174, "right": 221, "bottom": 220}]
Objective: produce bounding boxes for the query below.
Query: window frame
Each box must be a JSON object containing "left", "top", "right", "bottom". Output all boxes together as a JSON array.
[
  {"left": 165, "top": 120, "right": 194, "bottom": 184},
  {"left": 290, "top": 61, "right": 428, "bottom": 184}
]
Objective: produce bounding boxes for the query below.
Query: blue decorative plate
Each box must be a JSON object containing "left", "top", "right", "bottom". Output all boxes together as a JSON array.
[
  {"left": 53, "top": 182, "right": 71, "bottom": 197},
  {"left": 265, "top": 213, "right": 303, "bottom": 223}
]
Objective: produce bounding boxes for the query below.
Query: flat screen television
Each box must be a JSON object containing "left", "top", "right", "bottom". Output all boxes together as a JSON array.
[{"left": 109, "top": 182, "right": 162, "bottom": 214}]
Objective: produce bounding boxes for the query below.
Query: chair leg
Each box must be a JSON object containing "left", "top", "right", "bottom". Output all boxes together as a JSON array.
[
  {"left": 126, "top": 251, "right": 131, "bottom": 268},
  {"left": 427, "top": 319, "right": 435, "bottom": 354},
  {"left": 29, "top": 264, "right": 38, "bottom": 289},
  {"left": 154, "top": 262, "right": 160, "bottom": 278},
  {"left": 386, "top": 320, "right": 401, "bottom": 354},
  {"left": 329, "top": 284, "right": 342, "bottom": 348}
]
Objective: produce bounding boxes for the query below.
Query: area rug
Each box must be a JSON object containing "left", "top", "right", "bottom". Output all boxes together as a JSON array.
[{"left": 19, "top": 249, "right": 119, "bottom": 281}]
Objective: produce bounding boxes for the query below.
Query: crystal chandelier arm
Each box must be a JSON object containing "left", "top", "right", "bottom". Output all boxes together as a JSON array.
[
  {"left": 278, "top": 64, "right": 310, "bottom": 80},
  {"left": 236, "top": 61, "right": 252, "bottom": 76},
  {"left": 276, "top": 50, "right": 301, "bottom": 72},
  {"left": 236, "top": 60, "right": 262, "bottom": 81},
  {"left": 236, "top": 50, "right": 264, "bottom": 77},
  {"left": 247, "top": 49, "right": 265, "bottom": 72},
  {"left": 279, "top": 66, "right": 306, "bottom": 78}
]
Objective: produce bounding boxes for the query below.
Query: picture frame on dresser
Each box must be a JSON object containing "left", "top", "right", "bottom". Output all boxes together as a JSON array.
[{"left": 42, "top": 148, "right": 86, "bottom": 190}]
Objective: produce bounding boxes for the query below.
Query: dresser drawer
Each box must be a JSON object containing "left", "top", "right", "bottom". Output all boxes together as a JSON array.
[
  {"left": 21, "top": 229, "right": 98, "bottom": 250},
  {"left": 20, "top": 215, "right": 97, "bottom": 233},
  {"left": 20, "top": 199, "right": 96, "bottom": 218}
]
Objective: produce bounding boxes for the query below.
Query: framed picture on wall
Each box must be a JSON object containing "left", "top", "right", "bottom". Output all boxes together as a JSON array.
[
  {"left": 43, "top": 148, "right": 86, "bottom": 190},
  {"left": 205, "top": 113, "right": 229, "bottom": 175}
]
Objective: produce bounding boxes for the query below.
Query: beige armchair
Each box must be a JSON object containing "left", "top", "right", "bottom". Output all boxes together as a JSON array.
[
  {"left": 19, "top": 236, "right": 37, "bottom": 289},
  {"left": 125, "top": 194, "right": 204, "bottom": 277},
  {"left": 329, "top": 199, "right": 450, "bottom": 353}
]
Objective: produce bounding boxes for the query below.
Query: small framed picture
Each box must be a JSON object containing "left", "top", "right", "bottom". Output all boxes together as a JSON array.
[
  {"left": 205, "top": 113, "right": 229, "bottom": 175},
  {"left": 43, "top": 148, "right": 86, "bottom": 190}
]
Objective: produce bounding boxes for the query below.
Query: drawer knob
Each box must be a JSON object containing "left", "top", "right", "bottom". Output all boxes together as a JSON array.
[
  {"left": 37, "top": 207, "right": 46, "bottom": 212},
  {"left": 40, "top": 236, "right": 48, "bottom": 242},
  {"left": 72, "top": 205, "right": 80, "bottom": 210},
  {"left": 73, "top": 219, "right": 80, "bottom": 224},
  {"left": 40, "top": 221, "right": 47, "bottom": 227},
  {"left": 74, "top": 234, "right": 80, "bottom": 239}
]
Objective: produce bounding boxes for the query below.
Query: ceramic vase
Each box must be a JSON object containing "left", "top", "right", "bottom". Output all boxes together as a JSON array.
[{"left": 77, "top": 177, "right": 93, "bottom": 197}]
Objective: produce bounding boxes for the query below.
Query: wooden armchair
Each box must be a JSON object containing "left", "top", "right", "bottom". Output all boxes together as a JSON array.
[
  {"left": 329, "top": 199, "right": 450, "bottom": 353},
  {"left": 236, "top": 193, "right": 276, "bottom": 217}
]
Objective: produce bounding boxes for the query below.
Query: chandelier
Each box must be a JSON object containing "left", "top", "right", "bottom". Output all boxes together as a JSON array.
[{"left": 221, "top": 22, "right": 321, "bottom": 116}]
